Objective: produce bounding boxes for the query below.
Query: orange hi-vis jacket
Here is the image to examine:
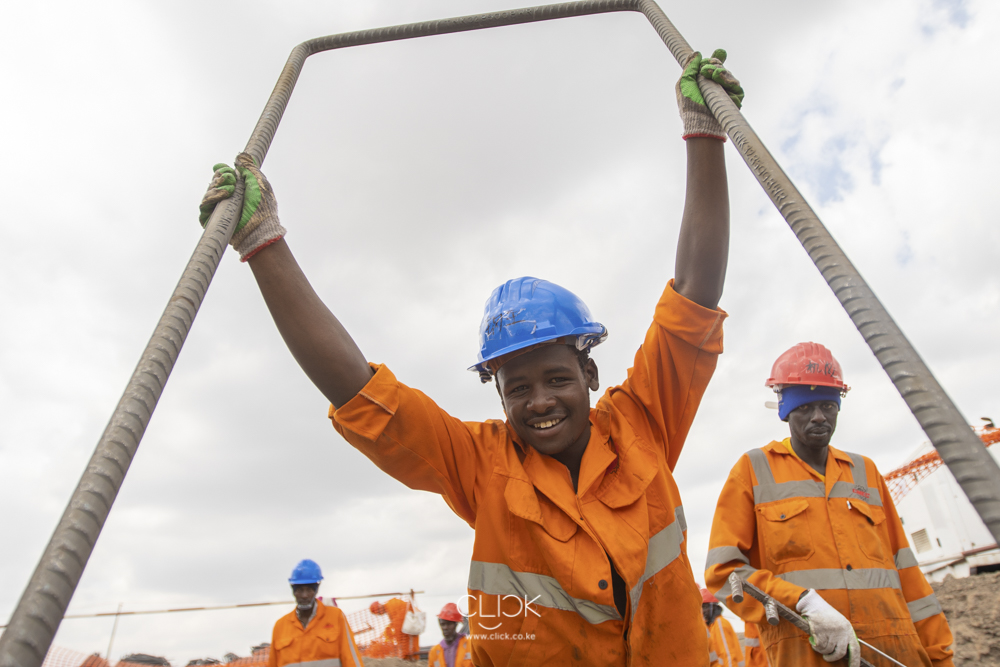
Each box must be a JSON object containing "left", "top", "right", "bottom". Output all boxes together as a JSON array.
[
  {"left": 428, "top": 635, "right": 474, "bottom": 667},
  {"left": 708, "top": 617, "right": 744, "bottom": 667},
  {"left": 268, "top": 600, "right": 364, "bottom": 667},
  {"left": 331, "top": 282, "right": 726, "bottom": 666},
  {"left": 705, "top": 440, "right": 955, "bottom": 667},
  {"left": 742, "top": 623, "right": 767, "bottom": 667}
]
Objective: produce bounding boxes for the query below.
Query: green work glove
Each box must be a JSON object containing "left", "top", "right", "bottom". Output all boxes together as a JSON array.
[
  {"left": 198, "top": 153, "right": 286, "bottom": 262},
  {"left": 676, "top": 48, "right": 744, "bottom": 141}
]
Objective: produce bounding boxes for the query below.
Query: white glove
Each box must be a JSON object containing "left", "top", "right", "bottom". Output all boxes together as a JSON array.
[{"left": 796, "top": 589, "right": 860, "bottom": 667}]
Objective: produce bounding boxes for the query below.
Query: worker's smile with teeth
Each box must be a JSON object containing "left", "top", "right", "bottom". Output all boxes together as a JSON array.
[{"left": 532, "top": 418, "right": 564, "bottom": 429}]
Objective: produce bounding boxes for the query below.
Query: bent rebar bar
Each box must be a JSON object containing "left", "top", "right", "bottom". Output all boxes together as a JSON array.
[{"left": 3, "top": 2, "right": 999, "bottom": 665}]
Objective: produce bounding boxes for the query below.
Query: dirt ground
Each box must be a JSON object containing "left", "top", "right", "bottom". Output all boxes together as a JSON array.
[
  {"left": 361, "top": 659, "right": 427, "bottom": 667},
  {"left": 933, "top": 571, "right": 1000, "bottom": 666}
]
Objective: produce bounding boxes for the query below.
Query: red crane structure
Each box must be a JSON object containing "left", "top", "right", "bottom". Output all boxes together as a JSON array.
[{"left": 885, "top": 423, "right": 999, "bottom": 505}]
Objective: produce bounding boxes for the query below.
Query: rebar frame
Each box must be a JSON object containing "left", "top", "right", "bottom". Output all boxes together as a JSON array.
[{"left": 3, "top": 1, "right": 999, "bottom": 665}]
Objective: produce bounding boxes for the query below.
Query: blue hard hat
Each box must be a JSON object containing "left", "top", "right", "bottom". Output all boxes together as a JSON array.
[
  {"left": 288, "top": 559, "right": 323, "bottom": 585},
  {"left": 470, "top": 277, "right": 607, "bottom": 383}
]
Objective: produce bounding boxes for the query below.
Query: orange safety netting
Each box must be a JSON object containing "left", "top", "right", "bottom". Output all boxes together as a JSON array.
[
  {"left": 41, "top": 647, "right": 109, "bottom": 667},
  {"left": 344, "top": 596, "right": 421, "bottom": 660},
  {"left": 884, "top": 425, "right": 999, "bottom": 504}
]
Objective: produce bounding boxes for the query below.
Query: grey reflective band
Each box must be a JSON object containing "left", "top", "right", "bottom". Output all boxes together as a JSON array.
[
  {"left": 848, "top": 452, "right": 868, "bottom": 488},
  {"left": 285, "top": 660, "right": 341, "bottom": 667},
  {"left": 748, "top": 449, "right": 776, "bottom": 487},
  {"left": 719, "top": 618, "right": 733, "bottom": 666},
  {"left": 744, "top": 638, "right": 760, "bottom": 647},
  {"left": 750, "top": 449, "right": 882, "bottom": 506},
  {"left": 738, "top": 662, "right": 745, "bottom": 667},
  {"left": 343, "top": 612, "right": 362, "bottom": 667},
  {"left": 712, "top": 563, "right": 758, "bottom": 603},
  {"left": 469, "top": 561, "right": 621, "bottom": 624},
  {"left": 894, "top": 547, "right": 919, "bottom": 570},
  {"left": 705, "top": 546, "right": 750, "bottom": 569},
  {"left": 776, "top": 567, "right": 901, "bottom": 591},
  {"left": 907, "top": 593, "right": 943, "bottom": 622},
  {"left": 709, "top": 652, "right": 719, "bottom": 662},
  {"left": 630, "top": 506, "right": 687, "bottom": 615},
  {"left": 829, "top": 481, "right": 883, "bottom": 507}
]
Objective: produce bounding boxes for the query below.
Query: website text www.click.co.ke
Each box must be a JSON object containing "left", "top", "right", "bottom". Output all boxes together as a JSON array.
[{"left": 468, "top": 632, "right": 537, "bottom": 641}]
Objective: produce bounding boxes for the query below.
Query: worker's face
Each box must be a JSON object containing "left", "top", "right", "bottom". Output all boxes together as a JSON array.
[
  {"left": 702, "top": 602, "right": 713, "bottom": 624},
  {"left": 787, "top": 400, "right": 839, "bottom": 450},
  {"left": 439, "top": 619, "right": 458, "bottom": 642},
  {"left": 292, "top": 584, "right": 318, "bottom": 609},
  {"left": 497, "top": 344, "right": 599, "bottom": 462}
]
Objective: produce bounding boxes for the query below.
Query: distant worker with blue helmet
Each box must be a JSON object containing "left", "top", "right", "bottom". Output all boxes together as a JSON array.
[
  {"left": 201, "top": 50, "right": 744, "bottom": 666},
  {"left": 268, "top": 559, "right": 364, "bottom": 667}
]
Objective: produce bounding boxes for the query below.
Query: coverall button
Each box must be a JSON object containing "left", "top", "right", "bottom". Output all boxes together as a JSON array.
[
  {"left": 846, "top": 564, "right": 853, "bottom": 571},
  {"left": 599, "top": 579, "right": 609, "bottom": 590},
  {"left": 780, "top": 514, "right": 786, "bottom": 519}
]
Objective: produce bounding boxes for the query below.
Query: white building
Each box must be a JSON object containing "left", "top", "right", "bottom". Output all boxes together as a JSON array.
[{"left": 892, "top": 435, "right": 1000, "bottom": 582}]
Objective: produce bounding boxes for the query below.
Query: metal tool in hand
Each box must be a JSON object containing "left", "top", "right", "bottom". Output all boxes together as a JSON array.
[{"left": 728, "top": 574, "right": 911, "bottom": 667}]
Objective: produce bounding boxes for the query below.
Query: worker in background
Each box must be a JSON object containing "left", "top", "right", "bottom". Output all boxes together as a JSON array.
[
  {"left": 702, "top": 588, "right": 744, "bottom": 667},
  {"left": 742, "top": 623, "right": 767, "bottom": 667},
  {"left": 201, "top": 49, "right": 744, "bottom": 666},
  {"left": 428, "top": 603, "right": 473, "bottom": 667},
  {"left": 704, "top": 343, "right": 955, "bottom": 667},
  {"left": 268, "top": 560, "right": 364, "bottom": 667},
  {"left": 367, "top": 597, "right": 420, "bottom": 659}
]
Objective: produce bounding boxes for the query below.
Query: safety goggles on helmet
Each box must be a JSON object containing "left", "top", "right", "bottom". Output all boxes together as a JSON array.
[{"left": 470, "top": 276, "right": 607, "bottom": 383}]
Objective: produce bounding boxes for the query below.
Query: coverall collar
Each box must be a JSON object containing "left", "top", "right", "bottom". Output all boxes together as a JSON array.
[
  {"left": 765, "top": 439, "right": 857, "bottom": 492},
  {"left": 509, "top": 407, "right": 655, "bottom": 518}
]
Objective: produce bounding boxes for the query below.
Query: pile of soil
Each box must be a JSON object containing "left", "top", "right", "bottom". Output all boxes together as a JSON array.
[{"left": 932, "top": 571, "right": 1000, "bottom": 666}]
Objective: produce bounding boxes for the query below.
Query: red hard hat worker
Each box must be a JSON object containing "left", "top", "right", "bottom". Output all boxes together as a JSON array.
[
  {"left": 429, "top": 603, "right": 472, "bottom": 667},
  {"left": 438, "top": 602, "right": 463, "bottom": 622},
  {"left": 765, "top": 342, "right": 849, "bottom": 421},
  {"left": 704, "top": 342, "right": 956, "bottom": 667}
]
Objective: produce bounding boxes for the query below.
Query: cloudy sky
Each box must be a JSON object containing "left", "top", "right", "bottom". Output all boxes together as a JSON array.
[{"left": 2, "top": 0, "right": 997, "bottom": 663}]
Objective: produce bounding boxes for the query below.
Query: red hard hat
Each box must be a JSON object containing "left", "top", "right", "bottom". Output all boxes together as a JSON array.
[
  {"left": 765, "top": 342, "right": 849, "bottom": 392},
  {"left": 701, "top": 588, "right": 719, "bottom": 604},
  {"left": 370, "top": 601, "right": 387, "bottom": 615},
  {"left": 438, "top": 602, "right": 463, "bottom": 622}
]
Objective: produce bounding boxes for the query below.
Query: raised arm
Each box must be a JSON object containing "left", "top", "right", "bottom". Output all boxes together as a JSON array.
[
  {"left": 674, "top": 138, "right": 729, "bottom": 309},
  {"left": 249, "top": 239, "right": 373, "bottom": 407},
  {"left": 199, "top": 155, "right": 372, "bottom": 408},
  {"left": 672, "top": 50, "right": 743, "bottom": 310}
]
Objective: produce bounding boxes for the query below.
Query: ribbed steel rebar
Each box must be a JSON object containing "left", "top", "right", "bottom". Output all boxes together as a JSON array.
[
  {"left": 4, "top": 2, "right": 999, "bottom": 665},
  {"left": 0, "top": 181, "right": 246, "bottom": 667}
]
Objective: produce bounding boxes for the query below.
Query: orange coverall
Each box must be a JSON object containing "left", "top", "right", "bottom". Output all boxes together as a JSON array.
[
  {"left": 428, "top": 635, "right": 474, "bottom": 667},
  {"left": 705, "top": 440, "right": 955, "bottom": 667},
  {"left": 366, "top": 598, "right": 420, "bottom": 659},
  {"left": 331, "top": 281, "right": 726, "bottom": 666},
  {"left": 742, "top": 623, "right": 767, "bottom": 667},
  {"left": 268, "top": 600, "right": 364, "bottom": 667},
  {"left": 707, "top": 616, "right": 744, "bottom": 667}
]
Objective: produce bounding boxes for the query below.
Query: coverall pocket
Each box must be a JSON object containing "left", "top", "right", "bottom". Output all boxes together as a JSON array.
[
  {"left": 758, "top": 499, "right": 814, "bottom": 564},
  {"left": 848, "top": 500, "right": 889, "bottom": 563}
]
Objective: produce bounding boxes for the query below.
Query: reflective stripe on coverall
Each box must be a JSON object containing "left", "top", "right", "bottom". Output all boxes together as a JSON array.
[
  {"left": 708, "top": 616, "right": 744, "bottom": 667},
  {"left": 428, "top": 635, "right": 474, "bottom": 667},
  {"left": 742, "top": 622, "right": 767, "bottom": 667},
  {"left": 704, "top": 441, "right": 955, "bottom": 667},
  {"left": 268, "top": 600, "right": 364, "bottom": 667},
  {"left": 707, "top": 627, "right": 719, "bottom": 665},
  {"left": 331, "top": 282, "right": 726, "bottom": 666}
]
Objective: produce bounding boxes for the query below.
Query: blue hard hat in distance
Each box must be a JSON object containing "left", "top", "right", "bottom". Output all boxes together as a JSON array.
[
  {"left": 470, "top": 276, "right": 607, "bottom": 382},
  {"left": 288, "top": 559, "right": 323, "bottom": 585}
]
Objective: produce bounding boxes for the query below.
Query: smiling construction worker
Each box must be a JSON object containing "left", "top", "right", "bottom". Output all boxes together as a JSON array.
[
  {"left": 201, "top": 50, "right": 742, "bottom": 666},
  {"left": 704, "top": 343, "right": 955, "bottom": 667}
]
